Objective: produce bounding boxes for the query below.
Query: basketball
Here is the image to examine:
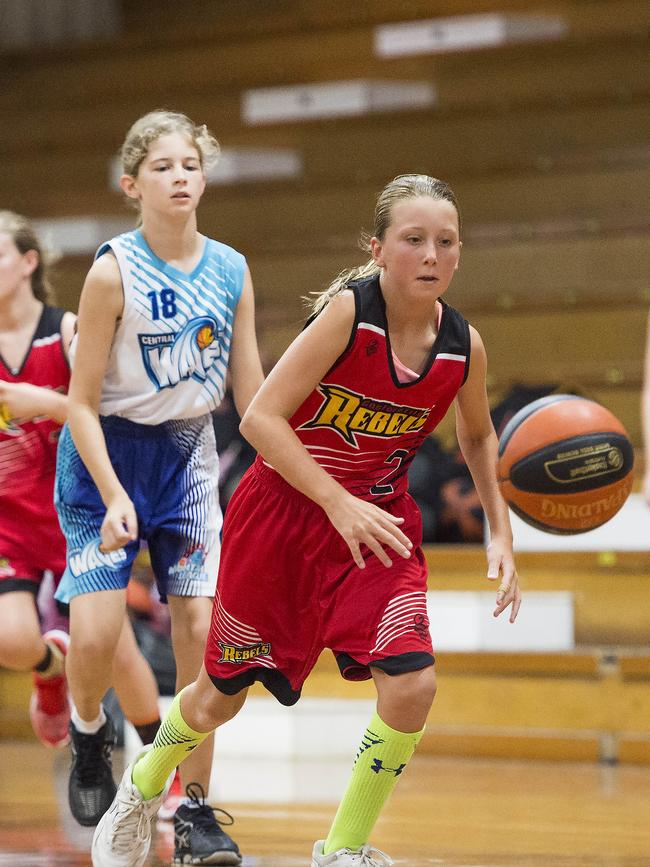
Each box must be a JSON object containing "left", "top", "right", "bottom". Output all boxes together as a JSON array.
[{"left": 497, "top": 395, "right": 634, "bottom": 534}]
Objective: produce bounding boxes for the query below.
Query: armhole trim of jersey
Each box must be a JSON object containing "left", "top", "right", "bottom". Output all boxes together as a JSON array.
[{"left": 462, "top": 318, "right": 471, "bottom": 385}]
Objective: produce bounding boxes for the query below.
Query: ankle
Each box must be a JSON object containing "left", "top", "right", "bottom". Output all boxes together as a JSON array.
[{"left": 72, "top": 705, "right": 106, "bottom": 734}]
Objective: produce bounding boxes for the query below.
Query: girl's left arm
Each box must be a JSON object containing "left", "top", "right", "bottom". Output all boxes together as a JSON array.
[
  {"left": 455, "top": 325, "right": 522, "bottom": 622},
  {"left": 228, "top": 267, "right": 264, "bottom": 417}
]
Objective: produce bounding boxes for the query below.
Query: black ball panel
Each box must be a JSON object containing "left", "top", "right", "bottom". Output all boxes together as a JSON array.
[{"left": 508, "top": 432, "right": 634, "bottom": 495}]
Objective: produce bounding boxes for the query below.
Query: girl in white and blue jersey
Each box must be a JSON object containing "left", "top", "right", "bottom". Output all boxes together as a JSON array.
[{"left": 55, "top": 110, "right": 263, "bottom": 860}]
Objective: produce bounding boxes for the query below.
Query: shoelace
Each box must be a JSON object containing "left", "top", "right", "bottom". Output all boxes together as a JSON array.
[
  {"left": 73, "top": 730, "right": 113, "bottom": 787},
  {"left": 110, "top": 788, "right": 151, "bottom": 853},
  {"left": 184, "top": 782, "right": 236, "bottom": 832},
  {"left": 352, "top": 844, "right": 394, "bottom": 867}
]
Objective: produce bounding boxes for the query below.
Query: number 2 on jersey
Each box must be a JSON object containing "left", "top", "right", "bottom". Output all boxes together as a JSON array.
[{"left": 370, "top": 448, "right": 409, "bottom": 497}]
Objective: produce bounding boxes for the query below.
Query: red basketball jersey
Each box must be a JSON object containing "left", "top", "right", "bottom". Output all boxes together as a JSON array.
[
  {"left": 282, "top": 276, "right": 471, "bottom": 502},
  {"left": 0, "top": 306, "right": 70, "bottom": 569}
]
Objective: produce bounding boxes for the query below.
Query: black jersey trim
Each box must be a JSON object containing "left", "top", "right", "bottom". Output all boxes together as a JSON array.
[
  {"left": 303, "top": 283, "right": 361, "bottom": 378},
  {"left": 461, "top": 317, "right": 471, "bottom": 385},
  {"left": 0, "top": 304, "right": 67, "bottom": 378},
  {"left": 352, "top": 275, "right": 469, "bottom": 391},
  {"left": 336, "top": 650, "right": 435, "bottom": 681}
]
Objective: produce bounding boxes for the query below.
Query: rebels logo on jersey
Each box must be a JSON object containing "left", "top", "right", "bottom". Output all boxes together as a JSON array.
[{"left": 301, "top": 383, "right": 431, "bottom": 446}]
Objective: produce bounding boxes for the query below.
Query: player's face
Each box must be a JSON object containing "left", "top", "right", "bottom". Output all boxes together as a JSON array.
[
  {"left": 122, "top": 132, "right": 206, "bottom": 215},
  {"left": 0, "top": 233, "right": 33, "bottom": 303},
  {"left": 371, "top": 197, "right": 461, "bottom": 300}
]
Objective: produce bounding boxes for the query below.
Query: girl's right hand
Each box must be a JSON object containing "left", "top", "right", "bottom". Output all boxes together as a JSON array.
[
  {"left": 101, "top": 492, "right": 138, "bottom": 551},
  {"left": 324, "top": 492, "right": 413, "bottom": 569}
]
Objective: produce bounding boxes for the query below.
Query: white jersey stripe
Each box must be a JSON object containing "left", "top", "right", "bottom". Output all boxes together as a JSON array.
[
  {"left": 358, "top": 322, "right": 386, "bottom": 336},
  {"left": 436, "top": 353, "right": 466, "bottom": 362}
]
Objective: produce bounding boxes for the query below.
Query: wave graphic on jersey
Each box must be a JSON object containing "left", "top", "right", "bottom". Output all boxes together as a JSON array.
[{"left": 138, "top": 315, "right": 222, "bottom": 392}]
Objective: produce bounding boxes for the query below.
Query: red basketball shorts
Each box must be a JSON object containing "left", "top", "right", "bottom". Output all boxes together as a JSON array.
[
  {"left": 204, "top": 461, "right": 434, "bottom": 705},
  {"left": 0, "top": 502, "right": 66, "bottom": 594}
]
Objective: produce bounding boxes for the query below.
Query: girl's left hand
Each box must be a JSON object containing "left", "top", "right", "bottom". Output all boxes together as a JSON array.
[
  {"left": 0, "top": 381, "right": 47, "bottom": 422},
  {"left": 486, "top": 537, "right": 522, "bottom": 623}
]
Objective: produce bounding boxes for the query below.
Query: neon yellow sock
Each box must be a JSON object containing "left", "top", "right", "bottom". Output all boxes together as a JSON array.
[
  {"left": 132, "top": 688, "right": 211, "bottom": 799},
  {"left": 324, "top": 712, "right": 424, "bottom": 855}
]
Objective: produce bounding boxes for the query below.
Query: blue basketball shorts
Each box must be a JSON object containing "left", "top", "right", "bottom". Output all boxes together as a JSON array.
[{"left": 54, "top": 414, "right": 221, "bottom": 604}]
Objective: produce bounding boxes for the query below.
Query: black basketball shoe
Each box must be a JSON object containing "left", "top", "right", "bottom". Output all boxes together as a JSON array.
[
  {"left": 68, "top": 712, "right": 117, "bottom": 826},
  {"left": 173, "top": 782, "right": 242, "bottom": 865}
]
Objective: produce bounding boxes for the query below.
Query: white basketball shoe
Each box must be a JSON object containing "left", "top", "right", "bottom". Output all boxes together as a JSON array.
[
  {"left": 311, "top": 840, "right": 394, "bottom": 866},
  {"left": 91, "top": 746, "right": 174, "bottom": 866}
]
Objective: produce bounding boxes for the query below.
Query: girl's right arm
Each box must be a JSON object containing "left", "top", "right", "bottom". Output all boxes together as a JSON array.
[
  {"left": 240, "top": 292, "right": 412, "bottom": 569},
  {"left": 67, "top": 254, "right": 137, "bottom": 551}
]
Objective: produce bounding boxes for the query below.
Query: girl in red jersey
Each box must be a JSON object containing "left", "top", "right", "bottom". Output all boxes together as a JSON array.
[
  {"left": 0, "top": 212, "right": 163, "bottom": 755},
  {"left": 94, "top": 175, "right": 522, "bottom": 867}
]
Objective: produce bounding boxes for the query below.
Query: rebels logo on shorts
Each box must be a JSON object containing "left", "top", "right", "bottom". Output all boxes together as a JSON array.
[
  {"left": 218, "top": 641, "right": 272, "bottom": 664},
  {"left": 0, "top": 557, "right": 16, "bottom": 578}
]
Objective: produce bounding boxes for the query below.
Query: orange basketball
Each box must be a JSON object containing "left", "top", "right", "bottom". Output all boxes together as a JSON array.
[{"left": 497, "top": 395, "right": 634, "bottom": 534}]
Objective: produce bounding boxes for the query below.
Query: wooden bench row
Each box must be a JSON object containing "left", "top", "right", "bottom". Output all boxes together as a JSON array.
[
  {"left": 3, "top": 645, "right": 650, "bottom": 762},
  {"left": 425, "top": 548, "right": 650, "bottom": 646},
  {"left": 1, "top": 0, "right": 646, "bottom": 114},
  {"left": 120, "top": 0, "right": 650, "bottom": 50}
]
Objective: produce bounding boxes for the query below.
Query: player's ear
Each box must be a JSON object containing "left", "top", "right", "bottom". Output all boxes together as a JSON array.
[
  {"left": 455, "top": 240, "right": 462, "bottom": 271},
  {"left": 370, "top": 237, "right": 384, "bottom": 268},
  {"left": 21, "top": 248, "right": 39, "bottom": 279},
  {"left": 120, "top": 174, "right": 140, "bottom": 200}
]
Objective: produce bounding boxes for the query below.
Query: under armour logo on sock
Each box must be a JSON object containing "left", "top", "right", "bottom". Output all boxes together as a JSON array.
[
  {"left": 370, "top": 758, "right": 406, "bottom": 776},
  {"left": 355, "top": 729, "right": 386, "bottom": 763}
]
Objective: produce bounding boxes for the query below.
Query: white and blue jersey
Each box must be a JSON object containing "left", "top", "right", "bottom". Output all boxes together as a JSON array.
[
  {"left": 55, "top": 231, "right": 246, "bottom": 603},
  {"left": 95, "top": 229, "right": 245, "bottom": 424}
]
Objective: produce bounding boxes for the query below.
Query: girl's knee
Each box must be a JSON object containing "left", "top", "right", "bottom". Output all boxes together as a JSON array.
[
  {"left": 188, "top": 612, "right": 211, "bottom": 648},
  {"left": 400, "top": 668, "right": 437, "bottom": 717},
  {"left": 376, "top": 664, "right": 437, "bottom": 727},
  {"left": 419, "top": 665, "right": 438, "bottom": 705},
  {"left": 70, "top": 631, "right": 117, "bottom": 663},
  {"left": 182, "top": 678, "right": 245, "bottom": 731},
  {"left": 170, "top": 598, "right": 212, "bottom": 649}
]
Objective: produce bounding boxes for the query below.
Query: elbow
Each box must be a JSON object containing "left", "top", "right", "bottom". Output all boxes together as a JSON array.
[{"left": 239, "top": 406, "right": 260, "bottom": 447}]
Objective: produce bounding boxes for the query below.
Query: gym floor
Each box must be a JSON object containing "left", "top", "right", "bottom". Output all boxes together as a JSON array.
[{"left": 2, "top": 741, "right": 650, "bottom": 866}]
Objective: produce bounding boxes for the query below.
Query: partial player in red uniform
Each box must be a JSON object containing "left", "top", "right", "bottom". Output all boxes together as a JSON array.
[
  {"left": 0, "top": 210, "right": 76, "bottom": 747},
  {"left": 93, "top": 175, "right": 522, "bottom": 867},
  {"left": 0, "top": 211, "right": 162, "bottom": 754}
]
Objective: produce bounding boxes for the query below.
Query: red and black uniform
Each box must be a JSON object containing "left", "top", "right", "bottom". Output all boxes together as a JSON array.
[
  {"left": 0, "top": 306, "right": 69, "bottom": 592},
  {"left": 204, "top": 276, "right": 471, "bottom": 705}
]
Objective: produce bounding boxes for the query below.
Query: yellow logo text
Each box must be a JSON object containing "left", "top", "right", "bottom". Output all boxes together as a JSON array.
[{"left": 301, "top": 384, "right": 430, "bottom": 446}]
